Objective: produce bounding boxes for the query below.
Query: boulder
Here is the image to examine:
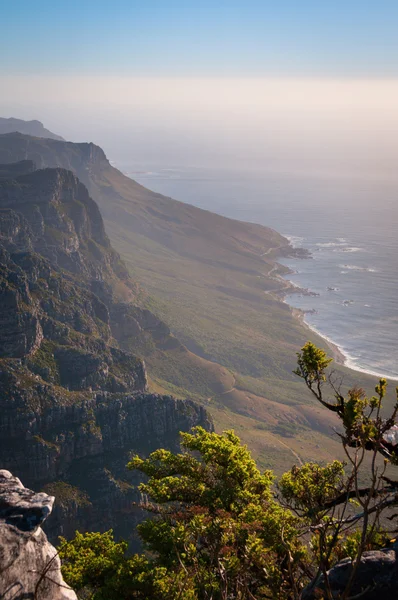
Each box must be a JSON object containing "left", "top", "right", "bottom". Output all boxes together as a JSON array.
[
  {"left": 0, "top": 469, "right": 76, "bottom": 599},
  {"left": 303, "top": 546, "right": 398, "bottom": 600}
]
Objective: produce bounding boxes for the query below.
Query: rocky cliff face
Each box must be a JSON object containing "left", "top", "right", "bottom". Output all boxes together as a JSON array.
[
  {"left": 0, "top": 133, "right": 107, "bottom": 188},
  {"left": 0, "top": 469, "right": 77, "bottom": 600},
  {"left": 0, "top": 162, "right": 212, "bottom": 545}
]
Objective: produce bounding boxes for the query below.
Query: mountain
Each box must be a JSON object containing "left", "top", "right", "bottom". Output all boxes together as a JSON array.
[
  {"left": 0, "top": 131, "right": 381, "bottom": 474},
  {"left": 0, "top": 160, "right": 212, "bottom": 545},
  {"left": 0, "top": 117, "right": 64, "bottom": 140}
]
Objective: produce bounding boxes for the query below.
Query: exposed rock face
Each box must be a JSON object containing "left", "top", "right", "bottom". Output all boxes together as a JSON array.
[
  {"left": 0, "top": 469, "right": 77, "bottom": 600},
  {"left": 303, "top": 546, "right": 398, "bottom": 600},
  {"left": 0, "top": 167, "right": 125, "bottom": 279},
  {"left": 0, "top": 133, "right": 107, "bottom": 184},
  {"left": 0, "top": 159, "right": 36, "bottom": 179},
  {"left": 0, "top": 163, "right": 212, "bottom": 545}
]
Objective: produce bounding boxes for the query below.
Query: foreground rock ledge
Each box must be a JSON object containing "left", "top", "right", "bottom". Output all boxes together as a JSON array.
[
  {"left": 303, "top": 545, "right": 398, "bottom": 600},
  {"left": 0, "top": 469, "right": 76, "bottom": 600}
]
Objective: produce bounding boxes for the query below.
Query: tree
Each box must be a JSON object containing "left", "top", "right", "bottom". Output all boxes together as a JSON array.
[
  {"left": 129, "top": 427, "right": 305, "bottom": 599},
  {"left": 291, "top": 342, "right": 398, "bottom": 599},
  {"left": 60, "top": 342, "right": 398, "bottom": 599}
]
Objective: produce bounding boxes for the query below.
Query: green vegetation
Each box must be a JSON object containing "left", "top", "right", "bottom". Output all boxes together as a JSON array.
[
  {"left": 42, "top": 481, "right": 91, "bottom": 508},
  {"left": 60, "top": 345, "right": 398, "bottom": 599},
  {"left": 27, "top": 340, "right": 60, "bottom": 384}
]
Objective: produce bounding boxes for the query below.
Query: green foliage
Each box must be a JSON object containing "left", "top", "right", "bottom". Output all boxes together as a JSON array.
[
  {"left": 59, "top": 531, "right": 192, "bottom": 600},
  {"left": 129, "top": 427, "right": 274, "bottom": 510},
  {"left": 59, "top": 531, "right": 128, "bottom": 595},
  {"left": 329, "top": 527, "right": 388, "bottom": 563},
  {"left": 128, "top": 427, "right": 303, "bottom": 598},
  {"left": 27, "top": 340, "right": 60, "bottom": 384},
  {"left": 61, "top": 429, "right": 305, "bottom": 599},
  {"left": 60, "top": 344, "right": 398, "bottom": 599},
  {"left": 294, "top": 341, "right": 332, "bottom": 388},
  {"left": 42, "top": 482, "right": 91, "bottom": 509},
  {"left": 295, "top": 342, "right": 398, "bottom": 463},
  {"left": 279, "top": 461, "right": 345, "bottom": 519}
]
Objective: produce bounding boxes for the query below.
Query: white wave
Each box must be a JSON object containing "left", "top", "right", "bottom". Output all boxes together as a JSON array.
[
  {"left": 339, "top": 264, "right": 362, "bottom": 270},
  {"left": 338, "top": 264, "right": 376, "bottom": 272},
  {"left": 298, "top": 318, "right": 398, "bottom": 381},
  {"left": 340, "top": 247, "right": 364, "bottom": 253},
  {"left": 316, "top": 241, "right": 347, "bottom": 248},
  {"left": 344, "top": 355, "right": 398, "bottom": 381},
  {"left": 284, "top": 234, "right": 305, "bottom": 246},
  {"left": 126, "top": 170, "right": 156, "bottom": 176},
  {"left": 287, "top": 280, "right": 302, "bottom": 289}
]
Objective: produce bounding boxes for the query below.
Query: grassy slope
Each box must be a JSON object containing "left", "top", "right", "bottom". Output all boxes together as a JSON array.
[
  {"left": 91, "top": 164, "right": 390, "bottom": 473},
  {"left": 0, "top": 133, "right": 391, "bottom": 474}
]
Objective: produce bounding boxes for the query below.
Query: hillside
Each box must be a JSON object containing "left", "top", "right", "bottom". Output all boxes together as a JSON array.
[
  {"left": 0, "top": 160, "right": 211, "bottom": 545},
  {"left": 0, "top": 117, "right": 64, "bottom": 140},
  {"left": 0, "top": 131, "right": 383, "bottom": 473}
]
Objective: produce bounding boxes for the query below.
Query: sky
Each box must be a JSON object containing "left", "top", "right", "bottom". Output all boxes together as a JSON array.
[
  {"left": 3, "top": 0, "right": 398, "bottom": 77},
  {"left": 2, "top": 1, "right": 398, "bottom": 175}
]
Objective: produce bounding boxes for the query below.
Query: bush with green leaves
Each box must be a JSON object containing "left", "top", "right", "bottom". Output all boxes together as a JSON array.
[{"left": 60, "top": 342, "right": 398, "bottom": 599}]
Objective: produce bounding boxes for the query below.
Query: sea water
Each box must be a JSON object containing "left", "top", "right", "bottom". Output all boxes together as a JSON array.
[{"left": 122, "top": 164, "right": 398, "bottom": 380}]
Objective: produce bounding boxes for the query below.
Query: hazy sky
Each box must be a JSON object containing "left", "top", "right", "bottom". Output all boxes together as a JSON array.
[{"left": 2, "top": 2, "right": 398, "bottom": 176}]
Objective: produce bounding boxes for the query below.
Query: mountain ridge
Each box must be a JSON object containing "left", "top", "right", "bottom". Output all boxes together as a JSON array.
[
  {"left": 0, "top": 160, "right": 212, "bottom": 545},
  {"left": 0, "top": 118, "right": 64, "bottom": 141},
  {"left": 0, "top": 127, "right": 381, "bottom": 474}
]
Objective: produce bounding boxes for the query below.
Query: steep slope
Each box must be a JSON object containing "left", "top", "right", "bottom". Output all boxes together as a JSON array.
[
  {"left": 0, "top": 162, "right": 212, "bottom": 545},
  {"left": 0, "top": 132, "right": 379, "bottom": 473},
  {"left": 0, "top": 134, "right": 307, "bottom": 382},
  {"left": 0, "top": 117, "right": 64, "bottom": 140}
]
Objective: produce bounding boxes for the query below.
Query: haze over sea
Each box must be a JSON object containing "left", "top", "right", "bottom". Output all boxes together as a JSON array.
[
  {"left": 125, "top": 164, "right": 398, "bottom": 380},
  {"left": 3, "top": 73, "right": 398, "bottom": 383}
]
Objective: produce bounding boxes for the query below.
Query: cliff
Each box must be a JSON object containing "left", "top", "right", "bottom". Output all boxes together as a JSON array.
[
  {"left": 0, "top": 162, "right": 212, "bottom": 545},
  {"left": 0, "top": 469, "right": 76, "bottom": 600},
  {"left": 0, "top": 117, "right": 64, "bottom": 141}
]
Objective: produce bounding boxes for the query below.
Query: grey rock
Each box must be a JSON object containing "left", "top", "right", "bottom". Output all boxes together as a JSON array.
[
  {"left": 303, "top": 547, "right": 398, "bottom": 600},
  {"left": 0, "top": 469, "right": 77, "bottom": 600}
]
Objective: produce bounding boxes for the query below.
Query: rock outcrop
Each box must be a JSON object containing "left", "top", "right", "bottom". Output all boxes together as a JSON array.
[
  {"left": 0, "top": 469, "right": 77, "bottom": 600},
  {"left": 303, "top": 545, "right": 398, "bottom": 600},
  {"left": 0, "top": 162, "right": 212, "bottom": 545}
]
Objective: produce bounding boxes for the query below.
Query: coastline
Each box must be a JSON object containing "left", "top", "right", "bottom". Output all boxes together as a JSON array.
[
  {"left": 276, "top": 244, "right": 398, "bottom": 382},
  {"left": 290, "top": 306, "right": 346, "bottom": 366},
  {"left": 290, "top": 305, "right": 398, "bottom": 382},
  {"left": 265, "top": 257, "right": 348, "bottom": 367},
  {"left": 128, "top": 170, "right": 398, "bottom": 383}
]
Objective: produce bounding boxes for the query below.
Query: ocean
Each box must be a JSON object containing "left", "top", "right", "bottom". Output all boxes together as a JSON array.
[{"left": 121, "top": 164, "right": 398, "bottom": 380}]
